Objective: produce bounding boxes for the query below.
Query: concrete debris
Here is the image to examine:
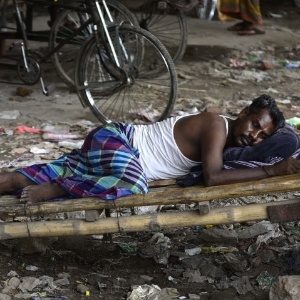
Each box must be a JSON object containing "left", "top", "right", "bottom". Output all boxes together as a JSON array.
[
  {"left": 269, "top": 275, "right": 300, "bottom": 300},
  {"left": 0, "top": 293, "right": 11, "bottom": 300},
  {"left": 237, "top": 221, "right": 275, "bottom": 239},
  {"left": 230, "top": 276, "right": 252, "bottom": 295}
]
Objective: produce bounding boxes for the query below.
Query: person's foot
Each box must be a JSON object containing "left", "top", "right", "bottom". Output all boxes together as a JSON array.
[
  {"left": 20, "top": 183, "right": 68, "bottom": 204},
  {"left": 237, "top": 27, "right": 265, "bottom": 35}
]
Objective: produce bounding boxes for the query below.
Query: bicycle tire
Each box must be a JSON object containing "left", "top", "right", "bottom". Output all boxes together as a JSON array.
[
  {"left": 75, "top": 24, "right": 177, "bottom": 124},
  {"left": 49, "top": 0, "right": 139, "bottom": 91},
  {"left": 135, "top": 5, "right": 188, "bottom": 64}
]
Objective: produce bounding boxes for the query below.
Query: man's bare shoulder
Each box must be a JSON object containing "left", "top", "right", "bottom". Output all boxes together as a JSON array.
[
  {"left": 182, "top": 112, "right": 226, "bottom": 125},
  {"left": 175, "top": 112, "right": 226, "bottom": 137}
]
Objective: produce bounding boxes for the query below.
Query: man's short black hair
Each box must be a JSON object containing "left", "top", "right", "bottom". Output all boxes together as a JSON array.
[{"left": 248, "top": 94, "right": 285, "bottom": 131}]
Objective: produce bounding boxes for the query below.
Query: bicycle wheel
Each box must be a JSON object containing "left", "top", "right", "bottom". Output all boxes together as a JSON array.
[
  {"left": 49, "top": 0, "right": 139, "bottom": 91},
  {"left": 134, "top": 4, "right": 188, "bottom": 64},
  {"left": 75, "top": 24, "right": 177, "bottom": 124}
]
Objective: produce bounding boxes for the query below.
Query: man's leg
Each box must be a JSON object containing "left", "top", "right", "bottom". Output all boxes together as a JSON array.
[
  {"left": 0, "top": 171, "right": 69, "bottom": 203},
  {"left": 20, "top": 183, "right": 68, "bottom": 203},
  {"left": 0, "top": 171, "right": 34, "bottom": 193}
]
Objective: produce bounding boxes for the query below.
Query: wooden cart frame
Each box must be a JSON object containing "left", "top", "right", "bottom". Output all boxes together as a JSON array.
[{"left": 0, "top": 174, "right": 300, "bottom": 240}]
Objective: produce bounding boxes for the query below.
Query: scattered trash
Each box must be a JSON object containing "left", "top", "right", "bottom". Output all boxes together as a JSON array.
[
  {"left": 77, "top": 283, "right": 89, "bottom": 295},
  {"left": 248, "top": 228, "right": 281, "bottom": 255},
  {"left": 127, "top": 284, "right": 179, "bottom": 300},
  {"left": 26, "top": 265, "right": 39, "bottom": 272},
  {"left": 183, "top": 269, "right": 214, "bottom": 284},
  {"left": 201, "top": 246, "right": 238, "bottom": 253},
  {"left": 118, "top": 243, "right": 136, "bottom": 254},
  {"left": 129, "top": 105, "right": 160, "bottom": 122},
  {"left": 41, "top": 124, "right": 83, "bottom": 141},
  {"left": 256, "top": 271, "right": 274, "bottom": 290},
  {"left": 14, "top": 126, "right": 41, "bottom": 134},
  {"left": 58, "top": 140, "right": 84, "bottom": 149},
  {"left": 30, "top": 147, "right": 50, "bottom": 154},
  {"left": 229, "top": 58, "right": 250, "bottom": 68},
  {"left": 268, "top": 12, "right": 284, "bottom": 18},
  {"left": 258, "top": 61, "right": 274, "bottom": 71},
  {"left": 185, "top": 246, "right": 202, "bottom": 256},
  {"left": 285, "top": 60, "right": 300, "bottom": 69},
  {"left": 137, "top": 233, "right": 172, "bottom": 265},
  {"left": 42, "top": 132, "right": 83, "bottom": 140},
  {"left": 287, "top": 117, "right": 300, "bottom": 129}
]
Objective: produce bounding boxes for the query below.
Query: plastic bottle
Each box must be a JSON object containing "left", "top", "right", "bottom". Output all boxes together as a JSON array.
[
  {"left": 42, "top": 133, "right": 82, "bottom": 140},
  {"left": 286, "top": 117, "right": 300, "bottom": 129}
]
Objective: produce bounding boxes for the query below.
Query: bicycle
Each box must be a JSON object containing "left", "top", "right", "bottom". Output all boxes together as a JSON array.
[
  {"left": 0, "top": 0, "right": 177, "bottom": 124},
  {"left": 0, "top": 0, "right": 138, "bottom": 89},
  {"left": 122, "top": 0, "right": 203, "bottom": 64},
  {"left": 75, "top": 23, "right": 177, "bottom": 123},
  {"left": 121, "top": 0, "right": 217, "bottom": 64},
  {"left": 50, "top": 0, "right": 140, "bottom": 90}
]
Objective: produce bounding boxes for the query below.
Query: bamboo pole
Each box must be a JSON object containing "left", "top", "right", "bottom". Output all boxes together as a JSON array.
[
  {"left": 1, "top": 173, "right": 300, "bottom": 217},
  {"left": 0, "top": 199, "right": 298, "bottom": 240}
]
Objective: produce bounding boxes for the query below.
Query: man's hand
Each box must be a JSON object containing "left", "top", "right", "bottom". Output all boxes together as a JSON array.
[{"left": 264, "top": 157, "right": 300, "bottom": 176}]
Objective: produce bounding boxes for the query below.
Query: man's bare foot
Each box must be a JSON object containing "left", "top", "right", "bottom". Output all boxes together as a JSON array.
[
  {"left": 0, "top": 172, "right": 35, "bottom": 194},
  {"left": 20, "top": 183, "right": 68, "bottom": 204}
]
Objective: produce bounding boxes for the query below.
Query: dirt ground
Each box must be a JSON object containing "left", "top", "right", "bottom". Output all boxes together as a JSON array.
[{"left": 0, "top": 0, "right": 300, "bottom": 299}]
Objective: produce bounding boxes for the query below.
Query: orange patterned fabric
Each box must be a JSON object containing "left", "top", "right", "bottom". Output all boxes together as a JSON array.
[{"left": 218, "top": 0, "right": 262, "bottom": 25}]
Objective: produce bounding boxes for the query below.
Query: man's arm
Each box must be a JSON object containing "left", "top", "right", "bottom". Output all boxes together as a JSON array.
[
  {"left": 204, "top": 156, "right": 300, "bottom": 187},
  {"left": 202, "top": 146, "right": 268, "bottom": 186},
  {"left": 201, "top": 119, "right": 300, "bottom": 186}
]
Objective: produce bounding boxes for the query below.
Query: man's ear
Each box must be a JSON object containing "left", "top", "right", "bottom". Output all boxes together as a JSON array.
[{"left": 238, "top": 107, "right": 249, "bottom": 118}]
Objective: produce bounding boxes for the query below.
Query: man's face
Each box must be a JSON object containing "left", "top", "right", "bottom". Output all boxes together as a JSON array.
[{"left": 233, "top": 108, "right": 277, "bottom": 147}]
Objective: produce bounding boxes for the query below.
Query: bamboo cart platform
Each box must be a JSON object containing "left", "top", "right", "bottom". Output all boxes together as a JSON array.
[{"left": 1, "top": 174, "right": 300, "bottom": 240}]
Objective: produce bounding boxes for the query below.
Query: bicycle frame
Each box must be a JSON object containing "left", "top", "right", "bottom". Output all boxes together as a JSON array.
[
  {"left": 0, "top": 0, "right": 122, "bottom": 93},
  {"left": 0, "top": 0, "right": 89, "bottom": 41}
]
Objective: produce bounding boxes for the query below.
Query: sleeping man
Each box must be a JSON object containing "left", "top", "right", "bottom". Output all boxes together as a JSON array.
[{"left": 0, "top": 94, "right": 299, "bottom": 203}]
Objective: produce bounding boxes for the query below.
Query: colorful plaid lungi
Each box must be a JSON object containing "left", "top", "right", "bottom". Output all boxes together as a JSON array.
[
  {"left": 17, "top": 123, "right": 149, "bottom": 200},
  {"left": 218, "top": 0, "right": 262, "bottom": 25}
]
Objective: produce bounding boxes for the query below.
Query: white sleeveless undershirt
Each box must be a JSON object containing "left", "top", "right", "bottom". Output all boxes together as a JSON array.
[{"left": 133, "top": 115, "right": 229, "bottom": 181}]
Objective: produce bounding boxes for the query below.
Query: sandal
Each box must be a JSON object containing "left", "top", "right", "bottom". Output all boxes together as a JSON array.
[
  {"left": 238, "top": 27, "right": 265, "bottom": 35},
  {"left": 227, "top": 21, "right": 249, "bottom": 32}
]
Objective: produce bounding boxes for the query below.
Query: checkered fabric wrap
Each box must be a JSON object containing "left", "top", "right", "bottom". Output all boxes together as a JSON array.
[{"left": 17, "top": 123, "right": 149, "bottom": 200}]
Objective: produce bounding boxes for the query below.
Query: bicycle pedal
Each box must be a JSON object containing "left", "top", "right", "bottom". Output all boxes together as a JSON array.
[
  {"left": 9, "top": 41, "right": 23, "bottom": 52},
  {"left": 44, "top": 84, "right": 56, "bottom": 96},
  {"left": 157, "top": 1, "right": 168, "bottom": 9}
]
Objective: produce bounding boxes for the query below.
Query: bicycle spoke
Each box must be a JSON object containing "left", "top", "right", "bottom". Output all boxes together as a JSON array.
[
  {"left": 136, "top": 8, "right": 187, "bottom": 63},
  {"left": 75, "top": 25, "right": 177, "bottom": 124}
]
